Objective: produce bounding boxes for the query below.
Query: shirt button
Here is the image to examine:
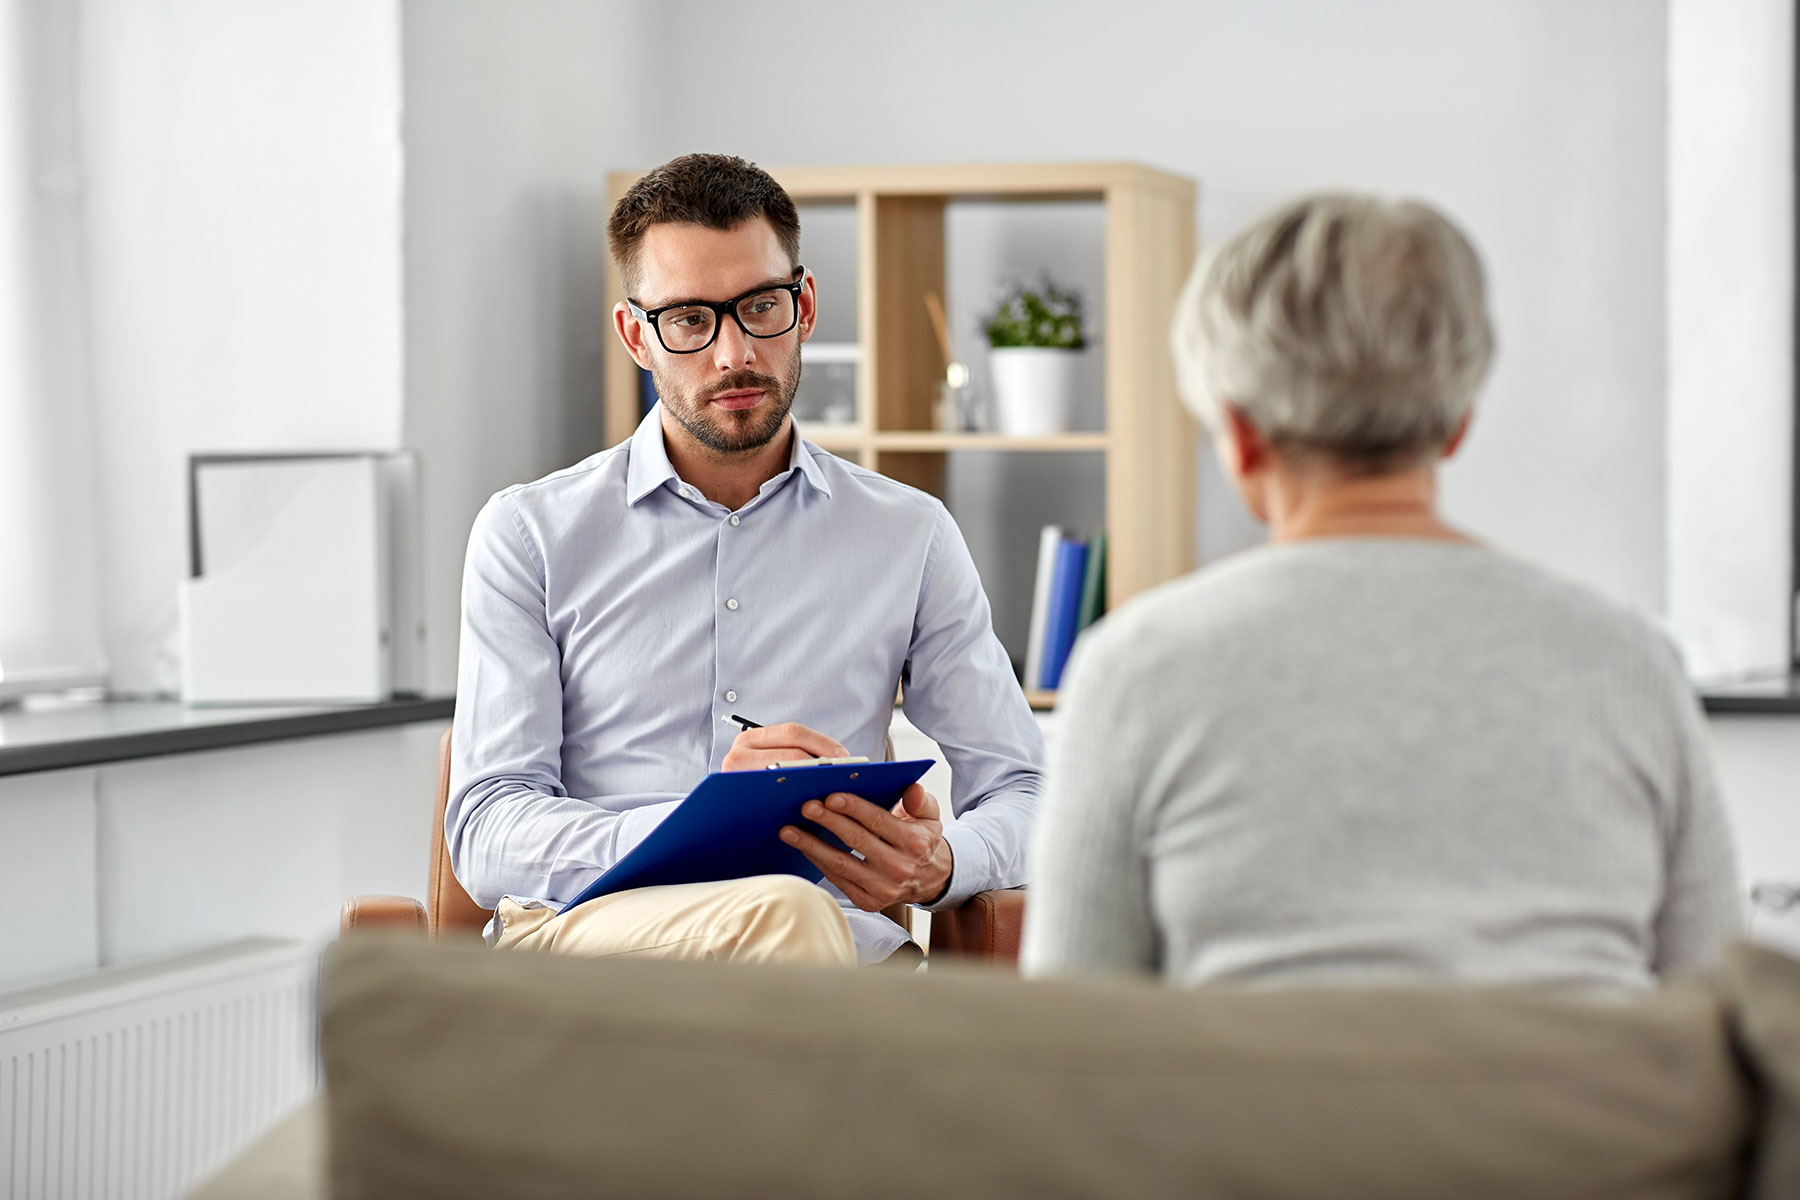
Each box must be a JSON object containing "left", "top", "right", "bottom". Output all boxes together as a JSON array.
[
  {"left": 729, "top": 515, "right": 740, "bottom": 526},
  {"left": 726, "top": 598, "right": 739, "bottom": 611},
  {"left": 724, "top": 689, "right": 737, "bottom": 703}
]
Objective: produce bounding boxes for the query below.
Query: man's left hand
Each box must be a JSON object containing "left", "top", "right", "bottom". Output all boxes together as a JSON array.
[{"left": 779, "top": 783, "right": 953, "bottom": 911}]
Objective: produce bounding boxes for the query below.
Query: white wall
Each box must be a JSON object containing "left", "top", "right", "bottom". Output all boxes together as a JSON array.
[
  {"left": 1667, "top": 0, "right": 1795, "bottom": 681},
  {"left": 1710, "top": 716, "right": 1800, "bottom": 904},
  {"left": 79, "top": 0, "right": 406, "bottom": 696},
  {"left": 0, "top": 725, "right": 441, "bottom": 992},
  {"left": 400, "top": 0, "right": 654, "bottom": 693},
  {"left": 0, "top": 767, "right": 99, "bottom": 988},
  {"left": 637, "top": 0, "right": 1673, "bottom": 618},
  {"left": 93, "top": 725, "right": 442, "bottom": 965},
  {"left": 72, "top": 1, "right": 1787, "bottom": 694}
]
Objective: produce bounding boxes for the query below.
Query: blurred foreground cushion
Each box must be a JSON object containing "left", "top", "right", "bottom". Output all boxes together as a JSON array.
[
  {"left": 1728, "top": 941, "right": 1800, "bottom": 1199},
  {"left": 318, "top": 935, "right": 1752, "bottom": 1199}
]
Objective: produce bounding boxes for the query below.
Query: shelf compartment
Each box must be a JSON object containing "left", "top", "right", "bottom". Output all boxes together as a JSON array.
[
  {"left": 866, "top": 193, "right": 948, "bottom": 437},
  {"left": 793, "top": 341, "right": 861, "bottom": 429},
  {"left": 797, "top": 425, "right": 864, "bottom": 453},
  {"left": 870, "top": 451, "right": 946, "bottom": 498}
]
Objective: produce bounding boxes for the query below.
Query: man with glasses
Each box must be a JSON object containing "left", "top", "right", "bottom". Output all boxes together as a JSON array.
[{"left": 447, "top": 153, "right": 1045, "bottom": 966}]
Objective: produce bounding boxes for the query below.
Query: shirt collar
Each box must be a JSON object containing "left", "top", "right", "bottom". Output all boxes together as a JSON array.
[
  {"left": 624, "top": 405, "right": 680, "bottom": 506},
  {"left": 625, "top": 403, "right": 834, "bottom": 507},
  {"left": 788, "top": 426, "right": 834, "bottom": 500}
]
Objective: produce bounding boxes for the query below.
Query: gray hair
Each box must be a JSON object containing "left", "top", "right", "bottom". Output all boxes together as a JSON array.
[{"left": 1171, "top": 193, "right": 1495, "bottom": 470}]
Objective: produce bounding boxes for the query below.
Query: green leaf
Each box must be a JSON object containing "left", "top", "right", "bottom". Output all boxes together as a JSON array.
[{"left": 981, "top": 275, "right": 1087, "bottom": 349}]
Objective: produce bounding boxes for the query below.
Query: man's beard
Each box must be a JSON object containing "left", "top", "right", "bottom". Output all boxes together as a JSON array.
[{"left": 655, "top": 356, "right": 802, "bottom": 456}]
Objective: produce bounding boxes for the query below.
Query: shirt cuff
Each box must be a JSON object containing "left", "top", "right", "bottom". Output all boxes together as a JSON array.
[{"left": 922, "top": 823, "right": 994, "bottom": 912}]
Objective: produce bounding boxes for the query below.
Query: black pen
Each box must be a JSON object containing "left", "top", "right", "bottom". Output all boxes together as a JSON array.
[{"left": 722, "top": 713, "right": 867, "bottom": 766}]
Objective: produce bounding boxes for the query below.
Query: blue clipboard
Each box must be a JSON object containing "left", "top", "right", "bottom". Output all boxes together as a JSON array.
[{"left": 559, "top": 758, "right": 936, "bottom": 914}]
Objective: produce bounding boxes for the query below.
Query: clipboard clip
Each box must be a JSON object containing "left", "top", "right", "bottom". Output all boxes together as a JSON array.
[{"left": 766, "top": 755, "right": 870, "bottom": 769}]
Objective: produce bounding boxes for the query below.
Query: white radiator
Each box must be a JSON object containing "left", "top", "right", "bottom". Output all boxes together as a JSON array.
[{"left": 0, "top": 938, "right": 320, "bottom": 1200}]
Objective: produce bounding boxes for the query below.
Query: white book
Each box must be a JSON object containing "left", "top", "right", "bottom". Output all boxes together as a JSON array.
[{"left": 1022, "top": 525, "right": 1064, "bottom": 691}]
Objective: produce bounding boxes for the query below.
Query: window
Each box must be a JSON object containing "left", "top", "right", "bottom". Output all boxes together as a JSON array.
[{"left": 0, "top": 0, "right": 104, "bottom": 697}]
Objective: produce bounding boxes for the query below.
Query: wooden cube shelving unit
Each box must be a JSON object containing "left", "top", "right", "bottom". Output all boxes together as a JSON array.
[{"left": 604, "top": 163, "right": 1198, "bottom": 708}]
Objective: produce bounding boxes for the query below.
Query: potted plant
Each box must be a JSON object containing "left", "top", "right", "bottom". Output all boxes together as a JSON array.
[{"left": 981, "top": 277, "right": 1087, "bottom": 436}]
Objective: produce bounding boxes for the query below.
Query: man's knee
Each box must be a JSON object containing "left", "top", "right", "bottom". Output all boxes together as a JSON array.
[
  {"left": 739, "top": 875, "right": 845, "bottom": 925},
  {"left": 729, "top": 876, "right": 855, "bottom": 962}
]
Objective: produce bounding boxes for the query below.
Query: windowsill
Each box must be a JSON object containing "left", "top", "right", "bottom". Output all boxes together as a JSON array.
[
  {"left": 1699, "top": 673, "right": 1800, "bottom": 715},
  {"left": 0, "top": 694, "right": 456, "bottom": 778}
]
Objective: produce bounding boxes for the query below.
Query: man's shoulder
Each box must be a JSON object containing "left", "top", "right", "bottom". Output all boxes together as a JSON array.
[
  {"left": 495, "top": 444, "right": 630, "bottom": 515},
  {"left": 804, "top": 444, "right": 950, "bottom": 526},
  {"left": 467, "top": 444, "right": 631, "bottom": 563}
]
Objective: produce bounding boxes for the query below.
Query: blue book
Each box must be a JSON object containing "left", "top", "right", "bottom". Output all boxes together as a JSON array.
[
  {"left": 559, "top": 758, "right": 935, "bottom": 914},
  {"left": 638, "top": 367, "right": 658, "bottom": 416},
  {"left": 1038, "top": 536, "right": 1089, "bottom": 690}
]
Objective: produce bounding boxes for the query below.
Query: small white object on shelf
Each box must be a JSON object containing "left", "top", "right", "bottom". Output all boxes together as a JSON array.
[
  {"left": 990, "top": 347, "right": 1084, "bottom": 436},
  {"left": 179, "top": 453, "right": 423, "bottom": 706},
  {"left": 793, "top": 342, "right": 860, "bottom": 428},
  {"left": 1022, "top": 525, "right": 1064, "bottom": 694}
]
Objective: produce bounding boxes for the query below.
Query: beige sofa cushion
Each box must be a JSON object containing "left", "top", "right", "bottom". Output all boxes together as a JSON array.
[
  {"left": 320, "top": 936, "right": 1751, "bottom": 1200},
  {"left": 1727, "top": 941, "right": 1800, "bottom": 1199}
]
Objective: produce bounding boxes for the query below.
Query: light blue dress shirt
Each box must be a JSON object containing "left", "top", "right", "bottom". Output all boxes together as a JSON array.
[{"left": 448, "top": 406, "right": 1045, "bottom": 962}]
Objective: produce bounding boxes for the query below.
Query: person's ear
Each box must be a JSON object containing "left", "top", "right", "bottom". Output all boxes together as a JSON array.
[
  {"left": 1441, "top": 409, "right": 1475, "bottom": 459},
  {"left": 614, "top": 301, "right": 654, "bottom": 371},
  {"left": 795, "top": 268, "right": 817, "bottom": 344},
  {"left": 1222, "top": 404, "right": 1268, "bottom": 476},
  {"left": 1214, "top": 403, "right": 1271, "bottom": 525}
]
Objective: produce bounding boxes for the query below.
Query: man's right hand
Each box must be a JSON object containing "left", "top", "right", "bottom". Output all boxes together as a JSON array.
[{"left": 721, "top": 722, "right": 849, "bottom": 772}]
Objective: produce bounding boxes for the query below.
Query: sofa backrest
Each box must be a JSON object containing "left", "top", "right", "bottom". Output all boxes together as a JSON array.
[
  {"left": 1727, "top": 941, "right": 1800, "bottom": 1200},
  {"left": 319, "top": 936, "right": 1779, "bottom": 1199}
]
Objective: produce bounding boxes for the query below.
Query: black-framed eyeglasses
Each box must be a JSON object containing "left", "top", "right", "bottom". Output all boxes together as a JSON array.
[{"left": 627, "top": 268, "right": 806, "bottom": 354}]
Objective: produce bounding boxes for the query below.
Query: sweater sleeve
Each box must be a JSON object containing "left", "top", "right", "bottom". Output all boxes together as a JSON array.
[
  {"left": 1019, "top": 623, "right": 1160, "bottom": 978},
  {"left": 1650, "top": 660, "right": 1745, "bottom": 976}
]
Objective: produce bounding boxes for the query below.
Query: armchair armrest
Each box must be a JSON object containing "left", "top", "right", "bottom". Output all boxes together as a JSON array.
[
  {"left": 929, "top": 888, "right": 1026, "bottom": 964},
  {"left": 340, "top": 894, "right": 427, "bottom": 938}
]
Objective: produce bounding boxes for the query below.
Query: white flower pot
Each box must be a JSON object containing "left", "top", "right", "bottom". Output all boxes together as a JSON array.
[{"left": 988, "top": 347, "right": 1082, "bottom": 436}]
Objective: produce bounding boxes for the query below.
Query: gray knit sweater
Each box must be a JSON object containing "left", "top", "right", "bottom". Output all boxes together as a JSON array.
[{"left": 1019, "top": 539, "right": 1743, "bottom": 991}]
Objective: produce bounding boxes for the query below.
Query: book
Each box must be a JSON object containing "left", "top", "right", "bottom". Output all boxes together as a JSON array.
[
  {"left": 1076, "top": 530, "right": 1108, "bottom": 633},
  {"left": 559, "top": 758, "right": 936, "bottom": 913},
  {"left": 1022, "top": 525, "right": 1063, "bottom": 692},
  {"left": 1038, "top": 536, "right": 1089, "bottom": 690},
  {"left": 638, "top": 367, "right": 658, "bottom": 416}
]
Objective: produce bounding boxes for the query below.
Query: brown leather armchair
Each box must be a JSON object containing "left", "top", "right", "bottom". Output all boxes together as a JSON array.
[{"left": 341, "top": 730, "right": 1025, "bottom": 963}]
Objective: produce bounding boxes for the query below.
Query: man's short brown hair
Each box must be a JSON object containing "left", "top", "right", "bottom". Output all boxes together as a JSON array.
[{"left": 608, "top": 153, "right": 801, "bottom": 295}]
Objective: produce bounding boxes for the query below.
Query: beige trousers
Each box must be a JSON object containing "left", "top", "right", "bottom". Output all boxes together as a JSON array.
[{"left": 493, "top": 875, "right": 856, "bottom": 966}]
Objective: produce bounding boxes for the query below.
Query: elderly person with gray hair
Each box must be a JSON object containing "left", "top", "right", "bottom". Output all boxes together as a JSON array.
[{"left": 1019, "top": 194, "right": 1741, "bottom": 990}]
